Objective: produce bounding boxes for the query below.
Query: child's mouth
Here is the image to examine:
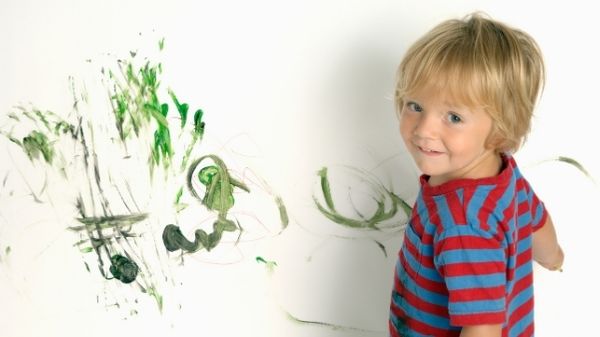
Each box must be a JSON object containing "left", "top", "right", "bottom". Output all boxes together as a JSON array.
[{"left": 417, "top": 145, "right": 443, "bottom": 156}]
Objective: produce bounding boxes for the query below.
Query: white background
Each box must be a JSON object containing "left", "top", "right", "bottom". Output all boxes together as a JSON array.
[{"left": 1, "top": 1, "right": 598, "bottom": 336}]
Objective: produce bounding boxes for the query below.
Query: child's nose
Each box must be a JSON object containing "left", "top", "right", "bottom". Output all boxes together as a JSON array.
[{"left": 413, "top": 113, "right": 438, "bottom": 139}]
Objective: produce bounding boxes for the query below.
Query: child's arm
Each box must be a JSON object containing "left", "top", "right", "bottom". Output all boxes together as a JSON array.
[
  {"left": 532, "top": 215, "right": 564, "bottom": 271},
  {"left": 460, "top": 324, "right": 502, "bottom": 337}
]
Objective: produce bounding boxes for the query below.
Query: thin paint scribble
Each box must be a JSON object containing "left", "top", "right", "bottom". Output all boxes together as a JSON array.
[
  {"left": 313, "top": 166, "right": 411, "bottom": 231},
  {"left": 533, "top": 155, "right": 596, "bottom": 184}
]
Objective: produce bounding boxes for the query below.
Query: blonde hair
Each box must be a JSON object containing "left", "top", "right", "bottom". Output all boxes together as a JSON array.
[{"left": 395, "top": 12, "right": 545, "bottom": 153}]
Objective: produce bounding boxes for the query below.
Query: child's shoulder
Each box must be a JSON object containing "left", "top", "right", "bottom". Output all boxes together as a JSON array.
[{"left": 423, "top": 155, "right": 524, "bottom": 236}]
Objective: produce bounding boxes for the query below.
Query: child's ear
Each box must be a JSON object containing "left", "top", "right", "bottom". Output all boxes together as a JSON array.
[{"left": 485, "top": 130, "right": 506, "bottom": 151}]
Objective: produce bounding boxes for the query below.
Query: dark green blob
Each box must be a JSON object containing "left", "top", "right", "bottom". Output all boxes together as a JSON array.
[
  {"left": 109, "top": 254, "right": 139, "bottom": 284},
  {"left": 162, "top": 220, "right": 238, "bottom": 253},
  {"left": 193, "top": 109, "right": 205, "bottom": 137},
  {"left": 162, "top": 224, "right": 199, "bottom": 252}
]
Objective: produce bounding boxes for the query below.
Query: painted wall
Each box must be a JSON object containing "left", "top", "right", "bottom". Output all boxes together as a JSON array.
[{"left": 1, "top": 1, "right": 597, "bottom": 336}]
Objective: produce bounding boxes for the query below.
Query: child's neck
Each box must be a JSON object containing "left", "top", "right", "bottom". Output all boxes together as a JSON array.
[{"left": 428, "top": 150, "right": 503, "bottom": 186}]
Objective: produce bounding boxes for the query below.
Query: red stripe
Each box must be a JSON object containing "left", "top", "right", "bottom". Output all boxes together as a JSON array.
[
  {"left": 450, "top": 311, "right": 505, "bottom": 326},
  {"left": 437, "top": 235, "right": 502, "bottom": 251},
  {"left": 450, "top": 285, "right": 505, "bottom": 302},
  {"left": 446, "top": 190, "right": 466, "bottom": 224},
  {"left": 441, "top": 261, "right": 505, "bottom": 277}
]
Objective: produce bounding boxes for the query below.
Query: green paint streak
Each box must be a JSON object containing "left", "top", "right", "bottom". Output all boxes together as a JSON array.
[
  {"left": 314, "top": 167, "right": 411, "bottom": 231},
  {"left": 556, "top": 156, "right": 592, "bottom": 178},
  {"left": 70, "top": 213, "right": 148, "bottom": 231},
  {"left": 158, "top": 38, "right": 165, "bottom": 51},
  {"left": 256, "top": 256, "right": 277, "bottom": 273},
  {"left": 22, "top": 130, "right": 54, "bottom": 163},
  {"left": 317, "top": 167, "right": 336, "bottom": 211},
  {"left": 109, "top": 254, "right": 139, "bottom": 284},
  {"left": 284, "top": 308, "right": 381, "bottom": 334},
  {"left": 80, "top": 246, "right": 94, "bottom": 253},
  {"left": 275, "top": 196, "right": 289, "bottom": 229},
  {"left": 168, "top": 89, "right": 189, "bottom": 128},
  {"left": 180, "top": 108, "right": 206, "bottom": 171},
  {"left": 146, "top": 286, "right": 163, "bottom": 313}
]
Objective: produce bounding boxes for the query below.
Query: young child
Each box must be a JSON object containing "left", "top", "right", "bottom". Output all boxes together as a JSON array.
[{"left": 389, "top": 13, "right": 564, "bottom": 337}]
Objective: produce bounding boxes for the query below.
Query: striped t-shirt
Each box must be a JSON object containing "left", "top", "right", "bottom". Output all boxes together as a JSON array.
[{"left": 389, "top": 155, "right": 547, "bottom": 337}]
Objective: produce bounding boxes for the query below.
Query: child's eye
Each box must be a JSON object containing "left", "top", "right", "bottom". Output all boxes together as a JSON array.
[
  {"left": 406, "top": 101, "right": 423, "bottom": 112},
  {"left": 446, "top": 112, "right": 462, "bottom": 124}
]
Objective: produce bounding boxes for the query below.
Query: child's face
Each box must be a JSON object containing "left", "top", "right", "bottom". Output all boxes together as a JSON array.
[{"left": 398, "top": 86, "right": 499, "bottom": 185}]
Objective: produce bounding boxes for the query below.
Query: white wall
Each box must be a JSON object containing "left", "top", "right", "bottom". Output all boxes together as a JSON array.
[{"left": 1, "top": 1, "right": 597, "bottom": 336}]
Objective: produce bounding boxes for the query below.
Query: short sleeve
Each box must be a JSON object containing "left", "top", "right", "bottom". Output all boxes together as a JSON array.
[
  {"left": 433, "top": 225, "right": 507, "bottom": 326},
  {"left": 523, "top": 179, "right": 548, "bottom": 231}
]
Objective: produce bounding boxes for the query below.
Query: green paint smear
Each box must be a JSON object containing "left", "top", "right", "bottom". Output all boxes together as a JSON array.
[
  {"left": 313, "top": 167, "right": 411, "bottom": 230},
  {"left": 106, "top": 46, "right": 207, "bottom": 173},
  {"left": 109, "top": 254, "right": 139, "bottom": 284},
  {"left": 1, "top": 106, "right": 76, "bottom": 168},
  {"left": 162, "top": 154, "right": 251, "bottom": 253}
]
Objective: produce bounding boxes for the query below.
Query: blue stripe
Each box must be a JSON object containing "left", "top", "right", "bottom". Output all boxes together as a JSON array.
[
  {"left": 449, "top": 298, "right": 505, "bottom": 314},
  {"left": 515, "top": 233, "right": 532, "bottom": 254},
  {"left": 445, "top": 272, "right": 506, "bottom": 290},
  {"left": 434, "top": 196, "right": 456, "bottom": 228},
  {"left": 437, "top": 248, "right": 504, "bottom": 265},
  {"left": 466, "top": 185, "right": 493, "bottom": 229},
  {"left": 513, "top": 262, "right": 533, "bottom": 284}
]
